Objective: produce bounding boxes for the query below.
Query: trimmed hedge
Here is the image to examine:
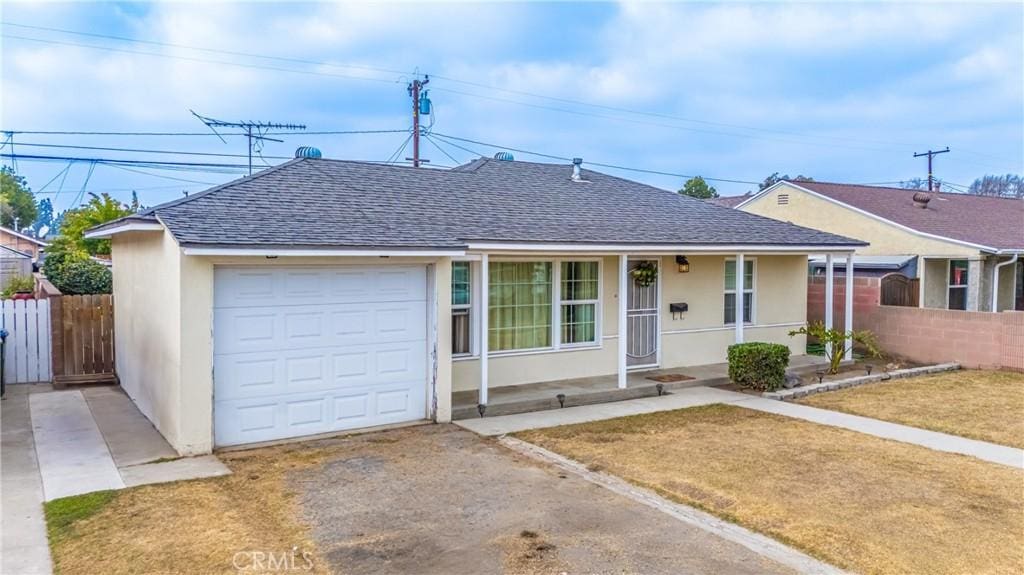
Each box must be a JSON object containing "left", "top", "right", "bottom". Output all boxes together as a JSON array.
[{"left": 727, "top": 342, "right": 791, "bottom": 392}]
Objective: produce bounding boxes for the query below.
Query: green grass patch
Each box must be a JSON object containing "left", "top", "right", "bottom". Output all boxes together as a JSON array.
[{"left": 44, "top": 490, "right": 118, "bottom": 547}]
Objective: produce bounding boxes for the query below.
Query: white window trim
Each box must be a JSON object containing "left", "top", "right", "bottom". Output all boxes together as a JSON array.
[
  {"left": 559, "top": 260, "right": 603, "bottom": 349},
  {"left": 946, "top": 259, "right": 969, "bottom": 310},
  {"left": 451, "top": 261, "right": 479, "bottom": 358},
  {"left": 724, "top": 256, "right": 757, "bottom": 326},
  {"left": 456, "top": 257, "right": 604, "bottom": 359}
]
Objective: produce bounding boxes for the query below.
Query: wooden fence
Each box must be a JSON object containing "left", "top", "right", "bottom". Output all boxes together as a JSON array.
[
  {"left": 1, "top": 299, "right": 53, "bottom": 384},
  {"left": 50, "top": 294, "right": 117, "bottom": 387},
  {"left": 881, "top": 274, "right": 920, "bottom": 307}
]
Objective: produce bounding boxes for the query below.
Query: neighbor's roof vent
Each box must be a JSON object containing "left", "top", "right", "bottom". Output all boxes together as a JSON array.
[
  {"left": 295, "top": 146, "right": 322, "bottom": 159},
  {"left": 912, "top": 191, "right": 931, "bottom": 209},
  {"left": 493, "top": 151, "right": 514, "bottom": 161},
  {"left": 571, "top": 157, "right": 583, "bottom": 181}
]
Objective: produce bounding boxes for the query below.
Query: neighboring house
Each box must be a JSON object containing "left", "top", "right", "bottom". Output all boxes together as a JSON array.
[
  {"left": 0, "top": 245, "right": 33, "bottom": 284},
  {"left": 0, "top": 225, "right": 47, "bottom": 261},
  {"left": 706, "top": 193, "right": 752, "bottom": 208},
  {"left": 86, "top": 156, "right": 863, "bottom": 454},
  {"left": 737, "top": 181, "right": 1024, "bottom": 313}
]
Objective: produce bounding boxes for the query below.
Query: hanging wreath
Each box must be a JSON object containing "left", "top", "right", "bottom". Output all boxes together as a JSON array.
[{"left": 630, "top": 261, "right": 658, "bottom": 287}]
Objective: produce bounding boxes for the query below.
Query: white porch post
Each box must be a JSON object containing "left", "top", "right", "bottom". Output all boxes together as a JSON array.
[
  {"left": 824, "top": 253, "right": 835, "bottom": 358},
  {"left": 618, "top": 254, "right": 628, "bottom": 389},
  {"left": 844, "top": 254, "right": 854, "bottom": 361},
  {"left": 735, "top": 253, "right": 745, "bottom": 343},
  {"left": 479, "top": 253, "right": 489, "bottom": 405}
]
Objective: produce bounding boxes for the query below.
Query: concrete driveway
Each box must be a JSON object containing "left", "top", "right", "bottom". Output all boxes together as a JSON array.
[{"left": 291, "top": 424, "right": 797, "bottom": 575}]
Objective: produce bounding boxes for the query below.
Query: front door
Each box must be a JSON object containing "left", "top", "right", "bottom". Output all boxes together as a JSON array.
[{"left": 626, "top": 259, "right": 659, "bottom": 368}]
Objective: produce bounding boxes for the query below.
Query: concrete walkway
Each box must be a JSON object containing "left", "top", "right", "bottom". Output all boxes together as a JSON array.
[
  {"left": 31, "top": 390, "right": 126, "bottom": 500},
  {"left": 2, "top": 385, "right": 232, "bottom": 575},
  {"left": 2, "top": 388, "right": 53, "bottom": 575},
  {"left": 457, "top": 386, "right": 1024, "bottom": 469}
]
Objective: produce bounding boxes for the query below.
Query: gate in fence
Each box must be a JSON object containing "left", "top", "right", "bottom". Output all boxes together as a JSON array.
[
  {"left": 50, "top": 294, "right": 117, "bottom": 388},
  {"left": 1, "top": 299, "right": 53, "bottom": 384},
  {"left": 881, "top": 273, "right": 920, "bottom": 307}
]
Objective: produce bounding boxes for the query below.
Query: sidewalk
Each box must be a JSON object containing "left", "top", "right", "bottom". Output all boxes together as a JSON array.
[
  {"left": 2, "top": 385, "right": 232, "bottom": 575},
  {"left": 457, "top": 386, "right": 1024, "bottom": 469}
]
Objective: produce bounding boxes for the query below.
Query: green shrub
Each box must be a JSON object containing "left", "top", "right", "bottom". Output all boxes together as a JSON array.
[
  {"left": 55, "top": 259, "right": 112, "bottom": 295},
  {"left": 2, "top": 275, "right": 35, "bottom": 298},
  {"left": 727, "top": 342, "right": 791, "bottom": 391}
]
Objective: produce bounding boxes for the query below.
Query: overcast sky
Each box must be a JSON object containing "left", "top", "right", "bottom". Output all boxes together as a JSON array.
[{"left": 2, "top": 1, "right": 1022, "bottom": 213}]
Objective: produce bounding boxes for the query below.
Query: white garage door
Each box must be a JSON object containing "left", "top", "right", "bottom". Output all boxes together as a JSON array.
[{"left": 213, "top": 265, "right": 429, "bottom": 446}]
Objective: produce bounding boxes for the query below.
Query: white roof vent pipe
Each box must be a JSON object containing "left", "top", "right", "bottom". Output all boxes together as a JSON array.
[{"left": 571, "top": 157, "right": 584, "bottom": 181}]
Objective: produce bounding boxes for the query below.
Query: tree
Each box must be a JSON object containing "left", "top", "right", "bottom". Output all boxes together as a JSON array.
[
  {"left": 900, "top": 178, "right": 929, "bottom": 190},
  {"left": 757, "top": 172, "right": 814, "bottom": 191},
  {"left": 678, "top": 176, "right": 719, "bottom": 199},
  {"left": 51, "top": 192, "right": 136, "bottom": 256},
  {"left": 968, "top": 174, "right": 1023, "bottom": 199},
  {"left": 0, "top": 167, "right": 38, "bottom": 230},
  {"left": 789, "top": 321, "right": 881, "bottom": 375},
  {"left": 34, "top": 198, "right": 54, "bottom": 236}
]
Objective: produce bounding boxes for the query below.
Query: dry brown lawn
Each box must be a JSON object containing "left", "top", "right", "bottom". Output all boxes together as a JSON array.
[
  {"left": 515, "top": 404, "right": 1024, "bottom": 575},
  {"left": 45, "top": 443, "right": 334, "bottom": 575},
  {"left": 800, "top": 369, "right": 1024, "bottom": 448}
]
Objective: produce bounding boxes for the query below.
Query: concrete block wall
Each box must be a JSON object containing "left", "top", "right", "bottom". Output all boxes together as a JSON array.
[
  {"left": 807, "top": 275, "right": 881, "bottom": 332},
  {"left": 807, "top": 274, "right": 1023, "bottom": 371},
  {"left": 858, "top": 307, "right": 1023, "bottom": 371}
]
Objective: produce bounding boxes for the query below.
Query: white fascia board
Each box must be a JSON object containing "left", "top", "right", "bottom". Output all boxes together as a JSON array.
[
  {"left": 744, "top": 181, "right": 998, "bottom": 253},
  {"left": 83, "top": 221, "right": 164, "bottom": 239},
  {"left": 465, "top": 242, "right": 860, "bottom": 254},
  {"left": 180, "top": 247, "right": 465, "bottom": 257},
  {"left": 0, "top": 226, "right": 49, "bottom": 246},
  {"left": 733, "top": 181, "right": 788, "bottom": 209}
]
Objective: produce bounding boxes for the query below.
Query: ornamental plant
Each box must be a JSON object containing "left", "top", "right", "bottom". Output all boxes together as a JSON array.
[
  {"left": 727, "top": 342, "right": 791, "bottom": 391},
  {"left": 789, "top": 321, "right": 881, "bottom": 374}
]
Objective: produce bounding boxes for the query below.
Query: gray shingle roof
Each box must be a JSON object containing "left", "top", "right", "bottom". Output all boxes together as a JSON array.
[{"left": 140, "top": 157, "right": 864, "bottom": 249}]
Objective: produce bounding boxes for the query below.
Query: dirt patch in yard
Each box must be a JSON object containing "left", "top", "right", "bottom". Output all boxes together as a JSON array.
[
  {"left": 515, "top": 404, "right": 1024, "bottom": 575},
  {"left": 799, "top": 369, "right": 1024, "bottom": 448},
  {"left": 45, "top": 443, "right": 333, "bottom": 575},
  {"left": 44, "top": 424, "right": 797, "bottom": 575}
]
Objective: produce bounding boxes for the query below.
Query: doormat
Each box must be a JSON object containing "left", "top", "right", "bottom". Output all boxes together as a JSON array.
[{"left": 646, "top": 374, "right": 695, "bottom": 383}]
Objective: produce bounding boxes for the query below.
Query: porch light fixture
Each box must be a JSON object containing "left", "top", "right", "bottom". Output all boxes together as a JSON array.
[{"left": 675, "top": 255, "right": 690, "bottom": 273}]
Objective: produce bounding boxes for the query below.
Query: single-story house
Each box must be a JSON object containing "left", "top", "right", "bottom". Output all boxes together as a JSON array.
[
  {"left": 86, "top": 155, "right": 863, "bottom": 454},
  {"left": 736, "top": 181, "right": 1024, "bottom": 312},
  {"left": 0, "top": 244, "right": 33, "bottom": 283},
  {"left": 0, "top": 225, "right": 47, "bottom": 261}
]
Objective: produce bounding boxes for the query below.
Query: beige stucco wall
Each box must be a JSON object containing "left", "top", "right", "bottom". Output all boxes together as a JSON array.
[
  {"left": 741, "top": 183, "right": 979, "bottom": 258},
  {"left": 995, "top": 257, "right": 1019, "bottom": 312},
  {"left": 453, "top": 254, "right": 809, "bottom": 391},
  {"left": 111, "top": 230, "right": 191, "bottom": 452},
  {"left": 113, "top": 234, "right": 453, "bottom": 454}
]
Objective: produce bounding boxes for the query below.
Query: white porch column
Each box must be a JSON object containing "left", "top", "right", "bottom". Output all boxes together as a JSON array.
[
  {"left": 735, "top": 253, "right": 745, "bottom": 344},
  {"left": 844, "top": 254, "right": 854, "bottom": 361},
  {"left": 479, "top": 253, "right": 489, "bottom": 405},
  {"left": 618, "top": 254, "right": 628, "bottom": 389},
  {"left": 824, "top": 253, "right": 835, "bottom": 358}
]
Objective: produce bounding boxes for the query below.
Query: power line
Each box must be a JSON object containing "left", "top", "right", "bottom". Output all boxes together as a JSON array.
[
  {"left": 5, "top": 24, "right": 1018, "bottom": 172},
  {"left": 14, "top": 141, "right": 294, "bottom": 160},
  {"left": 1, "top": 22, "right": 413, "bottom": 78},
  {"left": 1, "top": 128, "right": 409, "bottom": 137},
  {"left": 430, "top": 132, "right": 762, "bottom": 185},
  {"left": 1, "top": 34, "right": 403, "bottom": 86}
]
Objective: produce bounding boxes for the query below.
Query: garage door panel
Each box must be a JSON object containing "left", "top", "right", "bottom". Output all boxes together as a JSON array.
[
  {"left": 217, "top": 343, "right": 426, "bottom": 401},
  {"left": 214, "top": 265, "right": 429, "bottom": 447},
  {"left": 216, "top": 266, "right": 426, "bottom": 308},
  {"left": 214, "top": 302, "right": 426, "bottom": 355},
  {"left": 215, "top": 382, "right": 426, "bottom": 446}
]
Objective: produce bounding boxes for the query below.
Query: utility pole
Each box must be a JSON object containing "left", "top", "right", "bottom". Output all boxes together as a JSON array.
[
  {"left": 407, "top": 75, "right": 429, "bottom": 167},
  {"left": 913, "top": 147, "right": 950, "bottom": 192},
  {"left": 190, "top": 111, "right": 306, "bottom": 175}
]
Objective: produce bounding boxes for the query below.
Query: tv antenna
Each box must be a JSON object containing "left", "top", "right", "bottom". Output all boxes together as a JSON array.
[{"left": 190, "top": 110, "right": 306, "bottom": 175}]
